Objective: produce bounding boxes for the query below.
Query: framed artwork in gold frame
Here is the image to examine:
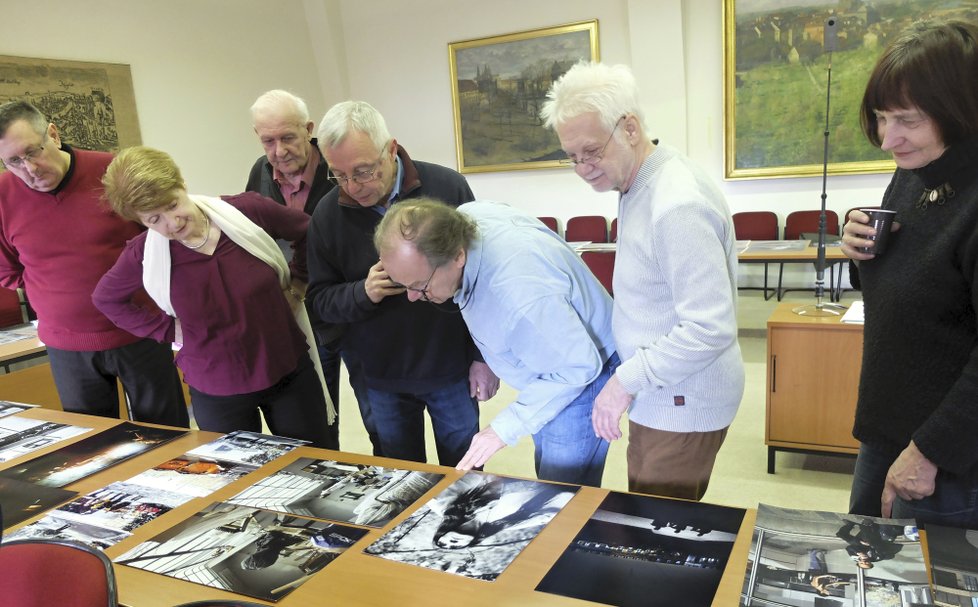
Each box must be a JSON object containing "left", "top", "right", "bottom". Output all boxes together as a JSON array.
[
  {"left": 448, "top": 20, "right": 599, "bottom": 174},
  {"left": 722, "top": 0, "right": 904, "bottom": 180},
  {"left": 0, "top": 54, "right": 141, "bottom": 154}
]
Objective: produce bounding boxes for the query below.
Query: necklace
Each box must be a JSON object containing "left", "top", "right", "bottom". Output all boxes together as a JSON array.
[
  {"left": 181, "top": 214, "right": 211, "bottom": 250},
  {"left": 917, "top": 182, "right": 956, "bottom": 210}
]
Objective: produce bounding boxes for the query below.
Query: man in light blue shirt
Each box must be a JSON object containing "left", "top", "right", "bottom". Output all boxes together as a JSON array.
[{"left": 374, "top": 199, "right": 618, "bottom": 487}]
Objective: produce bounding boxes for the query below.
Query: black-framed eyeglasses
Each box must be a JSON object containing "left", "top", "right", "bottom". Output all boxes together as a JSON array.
[
  {"left": 561, "top": 116, "right": 625, "bottom": 167},
  {"left": 394, "top": 265, "right": 437, "bottom": 302},
  {"left": 2, "top": 142, "right": 45, "bottom": 170},
  {"left": 327, "top": 148, "right": 388, "bottom": 186}
]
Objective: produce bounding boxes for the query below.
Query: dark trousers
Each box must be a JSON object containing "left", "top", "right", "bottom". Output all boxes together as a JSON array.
[
  {"left": 850, "top": 442, "right": 978, "bottom": 528},
  {"left": 189, "top": 353, "right": 337, "bottom": 449},
  {"left": 47, "top": 339, "right": 189, "bottom": 427}
]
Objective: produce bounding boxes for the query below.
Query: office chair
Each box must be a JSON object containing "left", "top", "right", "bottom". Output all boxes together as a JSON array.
[
  {"left": 581, "top": 250, "right": 615, "bottom": 296},
  {"left": 778, "top": 209, "right": 840, "bottom": 301},
  {"left": 565, "top": 215, "right": 608, "bottom": 243},
  {"left": 0, "top": 538, "right": 118, "bottom": 607},
  {"left": 732, "top": 211, "right": 779, "bottom": 300}
]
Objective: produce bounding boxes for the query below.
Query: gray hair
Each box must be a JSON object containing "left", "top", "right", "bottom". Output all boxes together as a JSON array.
[
  {"left": 250, "top": 89, "right": 310, "bottom": 125},
  {"left": 317, "top": 100, "right": 391, "bottom": 152},
  {"left": 374, "top": 198, "right": 477, "bottom": 269},
  {"left": 0, "top": 100, "right": 48, "bottom": 139},
  {"left": 540, "top": 62, "right": 645, "bottom": 133}
]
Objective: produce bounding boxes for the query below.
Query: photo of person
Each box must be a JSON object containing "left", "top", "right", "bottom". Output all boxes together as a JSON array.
[
  {"left": 227, "top": 457, "right": 443, "bottom": 528},
  {"left": 54, "top": 480, "right": 192, "bottom": 532},
  {"left": 115, "top": 502, "right": 367, "bottom": 602},
  {"left": 364, "top": 472, "right": 577, "bottom": 581},
  {"left": 740, "top": 504, "right": 932, "bottom": 607}
]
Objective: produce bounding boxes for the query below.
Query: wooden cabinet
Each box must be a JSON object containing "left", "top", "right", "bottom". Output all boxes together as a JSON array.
[{"left": 765, "top": 302, "right": 862, "bottom": 473}]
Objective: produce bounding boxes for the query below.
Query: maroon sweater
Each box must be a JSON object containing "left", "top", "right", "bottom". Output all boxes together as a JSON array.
[{"left": 0, "top": 147, "right": 144, "bottom": 351}]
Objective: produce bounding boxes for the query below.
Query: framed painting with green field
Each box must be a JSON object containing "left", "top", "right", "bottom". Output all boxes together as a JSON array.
[
  {"left": 719, "top": 0, "right": 968, "bottom": 179},
  {"left": 448, "top": 20, "right": 599, "bottom": 174}
]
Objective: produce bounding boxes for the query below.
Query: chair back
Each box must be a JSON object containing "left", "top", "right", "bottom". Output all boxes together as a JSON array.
[
  {"left": 610, "top": 217, "right": 619, "bottom": 243},
  {"left": 0, "top": 288, "right": 23, "bottom": 328},
  {"left": 536, "top": 216, "right": 560, "bottom": 236},
  {"left": 0, "top": 539, "right": 118, "bottom": 607},
  {"left": 565, "top": 215, "right": 608, "bottom": 243},
  {"left": 581, "top": 250, "right": 615, "bottom": 296},
  {"left": 732, "top": 211, "right": 779, "bottom": 241},
  {"left": 784, "top": 210, "right": 839, "bottom": 240}
]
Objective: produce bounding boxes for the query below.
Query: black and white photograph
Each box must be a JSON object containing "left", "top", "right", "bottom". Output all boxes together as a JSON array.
[
  {"left": 5, "top": 510, "right": 132, "bottom": 549},
  {"left": 0, "top": 421, "right": 187, "bottom": 487},
  {"left": 741, "top": 504, "right": 932, "bottom": 607},
  {"left": 54, "top": 480, "right": 193, "bottom": 533},
  {"left": 364, "top": 472, "right": 577, "bottom": 581},
  {"left": 0, "top": 477, "right": 77, "bottom": 529},
  {"left": 227, "top": 457, "right": 443, "bottom": 528},
  {"left": 0, "top": 399, "right": 39, "bottom": 418},
  {"left": 126, "top": 455, "right": 259, "bottom": 498},
  {"left": 923, "top": 524, "right": 978, "bottom": 607},
  {"left": 187, "top": 430, "right": 308, "bottom": 467},
  {"left": 0, "top": 415, "right": 90, "bottom": 463},
  {"left": 115, "top": 502, "right": 367, "bottom": 602},
  {"left": 536, "top": 491, "right": 747, "bottom": 607},
  {"left": 0, "top": 325, "right": 37, "bottom": 347}
]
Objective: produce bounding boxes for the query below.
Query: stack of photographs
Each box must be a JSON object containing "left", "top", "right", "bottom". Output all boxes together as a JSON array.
[
  {"left": 364, "top": 472, "right": 578, "bottom": 581},
  {"left": 225, "top": 457, "right": 444, "bottom": 528},
  {"left": 6, "top": 429, "right": 303, "bottom": 548},
  {"left": 924, "top": 524, "right": 978, "bottom": 607},
  {"left": 741, "top": 504, "right": 933, "bottom": 607},
  {"left": 537, "top": 491, "right": 747, "bottom": 606}
]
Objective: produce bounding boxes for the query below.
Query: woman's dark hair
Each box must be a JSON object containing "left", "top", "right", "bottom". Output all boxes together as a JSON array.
[{"left": 860, "top": 19, "right": 978, "bottom": 147}]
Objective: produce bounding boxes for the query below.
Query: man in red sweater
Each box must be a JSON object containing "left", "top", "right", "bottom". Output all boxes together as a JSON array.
[{"left": 0, "top": 101, "right": 188, "bottom": 427}]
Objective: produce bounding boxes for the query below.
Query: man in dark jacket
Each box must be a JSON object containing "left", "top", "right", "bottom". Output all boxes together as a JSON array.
[
  {"left": 246, "top": 89, "right": 347, "bottom": 449},
  {"left": 307, "top": 100, "right": 498, "bottom": 466}
]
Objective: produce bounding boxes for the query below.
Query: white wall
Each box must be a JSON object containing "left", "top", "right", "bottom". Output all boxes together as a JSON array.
[{"left": 0, "top": 0, "right": 330, "bottom": 195}]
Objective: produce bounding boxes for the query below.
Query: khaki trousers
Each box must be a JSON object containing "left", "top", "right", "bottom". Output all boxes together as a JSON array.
[{"left": 626, "top": 421, "right": 728, "bottom": 501}]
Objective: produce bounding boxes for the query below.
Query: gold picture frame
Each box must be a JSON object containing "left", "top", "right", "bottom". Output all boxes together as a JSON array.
[
  {"left": 0, "top": 54, "right": 141, "bottom": 154},
  {"left": 722, "top": 0, "right": 898, "bottom": 180},
  {"left": 448, "top": 20, "right": 599, "bottom": 174}
]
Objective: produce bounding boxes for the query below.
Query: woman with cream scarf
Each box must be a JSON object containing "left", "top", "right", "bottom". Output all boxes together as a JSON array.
[{"left": 93, "top": 146, "right": 336, "bottom": 448}]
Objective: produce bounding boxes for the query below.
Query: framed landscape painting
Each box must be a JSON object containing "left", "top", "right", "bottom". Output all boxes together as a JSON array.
[
  {"left": 719, "top": 0, "right": 974, "bottom": 179},
  {"left": 449, "top": 20, "right": 599, "bottom": 174}
]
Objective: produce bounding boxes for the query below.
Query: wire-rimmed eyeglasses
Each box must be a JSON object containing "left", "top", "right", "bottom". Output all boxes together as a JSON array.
[
  {"left": 561, "top": 115, "right": 625, "bottom": 167},
  {"left": 2, "top": 144, "right": 45, "bottom": 170},
  {"left": 327, "top": 149, "right": 387, "bottom": 186},
  {"left": 394, "top": 265, "right": 438, "bottom": 302}
]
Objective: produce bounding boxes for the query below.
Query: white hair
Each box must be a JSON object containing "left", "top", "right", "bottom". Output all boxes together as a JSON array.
[
  {"left": 316, "top": 100, "right": 391, "bottom": 152},
  {"left": 540, "top": 62, "right": 646, "bottom": 132},
  {"left": 250, "top": 89, "right": 310, "bottom": 125}
]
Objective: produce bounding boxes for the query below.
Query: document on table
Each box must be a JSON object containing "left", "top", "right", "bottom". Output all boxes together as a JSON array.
[{"left": 841, "top": 300, "right": 864, "bottom": 324}]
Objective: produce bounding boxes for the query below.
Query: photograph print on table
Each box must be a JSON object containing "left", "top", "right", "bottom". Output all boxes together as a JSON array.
[
  {"left": 125, "top": 455, "right": 259, "bottom": 498},
  {"left": 0, "top": 400, "right": 39, "bottom": 418},
  {"left": 6, "top": 509, "right": 132, "bottom": 549},
  {"left": 923, "top": 524, "right": 978, "bottom": 607},
  {"left": 115, "top": 502, "right": 367, "bottom": 602},
  {"left": 740, "top": 504, "right": 932, "bottom": 607},
  {"left": 54, "top": 480, "right": 193, "bottom": 533},
  {"left": 0, "top": 416, "right": 90, "bottom": 463},
  {"left": 187, "top": 430, "right": 308, "bottom": 467},
  {"left": 0, "top": 421, "right": 186, "bottom": 487},
  {"left": 0, "top": 477, "right": 77, "bottom": 529},
  {"left": 537, "top": 490, "right": 747, "bottom": 607},
  {"left": 364, "top": 471, "right": 577, "bottom": 581},
  {"left": 226, "top": 457, "right": 444, "bottom": 528}
]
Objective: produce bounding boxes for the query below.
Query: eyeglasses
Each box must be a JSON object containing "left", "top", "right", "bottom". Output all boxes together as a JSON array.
[
  {"left": 395, "top": 265, "right": 437, "bottom": 302},
  {"left": 2, "top": 143, "right": 45, "bottom": 170},
  {"left": 562, "top": 116, "right": 625, "bottom": 167},
  {"left": 327, "top": 149, "right": 388, "bottom": 186}
]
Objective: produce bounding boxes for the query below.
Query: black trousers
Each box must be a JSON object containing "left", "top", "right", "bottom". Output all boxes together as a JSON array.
[{"left": 47, "top": 338, "right": 189, "bottom": 427}]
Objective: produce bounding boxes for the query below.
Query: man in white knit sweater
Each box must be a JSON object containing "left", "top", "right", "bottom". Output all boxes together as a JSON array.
[{"left": 542, "top": 62, "right": 743, "bottom": 500}]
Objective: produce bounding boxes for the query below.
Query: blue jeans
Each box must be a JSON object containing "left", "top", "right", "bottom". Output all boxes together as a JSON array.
[
  {"left": 850, "top": 442, "right": 978, "bottom": 528},
  {"left": 532, "top": 353, "right": 619, "bottom": 488},
  {"left": 367, "top": 378, "right": 479, "bottom": 467}
]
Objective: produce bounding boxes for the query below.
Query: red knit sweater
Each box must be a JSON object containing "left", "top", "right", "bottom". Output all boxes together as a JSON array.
[{"left": 0, "top": 147, "right": 143, "bottom": 351}]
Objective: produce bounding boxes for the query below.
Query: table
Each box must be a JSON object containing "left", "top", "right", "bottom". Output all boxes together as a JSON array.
[
  {"left": 0, "top": 325, "right": 45, "bottom": 373},
  {"left": 1, "top": 409, "right": 756, "bottom": 607},
  {"left": 738, "top": 243, "right": 850, "bottom": 302},
  {"left": 766, "top": 302, "right": 862, "bottom": 473}
]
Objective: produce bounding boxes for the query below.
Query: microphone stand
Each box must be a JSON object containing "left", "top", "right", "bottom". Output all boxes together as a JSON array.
[{"left": 794, "top": 45, "right": 846, "bottom": 317}]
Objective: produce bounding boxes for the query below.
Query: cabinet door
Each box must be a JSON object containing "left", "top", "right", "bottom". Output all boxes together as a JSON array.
[{"left": 767, "top": 325, "right": 861, "bottom": 450}]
